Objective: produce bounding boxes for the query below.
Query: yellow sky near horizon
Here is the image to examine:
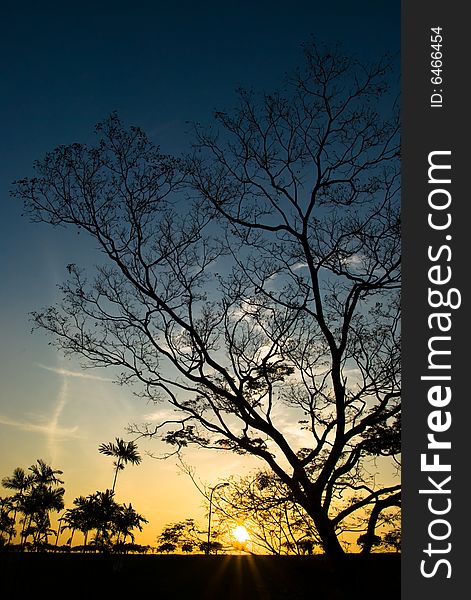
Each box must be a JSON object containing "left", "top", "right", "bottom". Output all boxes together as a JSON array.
[
  {"left": 0, "top": 356, "right": 267, "bottom": 547},
  {"left": 0, "top": 354, "right": 399, "bottom": 551}
]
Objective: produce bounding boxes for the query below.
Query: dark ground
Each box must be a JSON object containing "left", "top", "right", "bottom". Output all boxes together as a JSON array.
[{"left": 0, "top": 552, "right": 400, "bottom": 599}]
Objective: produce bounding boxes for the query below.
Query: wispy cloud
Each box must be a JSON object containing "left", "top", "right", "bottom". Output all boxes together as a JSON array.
[
  {"left": 291, "top": 262, "right": 308, "bottom": 271},
  {"left": 341, "top": 253, "right": 365, "bottom": 270},
  {"left": 0, "top": 414, "right": 79, "bottom": 438},
  {"left": 143, "top": 408, "right": 181, "bottom": 423},
  {"left": 47, "top": 377, "right": 69, "bottom": 460},
  {"left": 36, "top": 363, "right": 113, "bottom": 382},
  {"left": 0, "top": 362, "right": 100, "bottom": 459},
  {"left": 37, "top": 361, "right": 107, "bottom": 461}
]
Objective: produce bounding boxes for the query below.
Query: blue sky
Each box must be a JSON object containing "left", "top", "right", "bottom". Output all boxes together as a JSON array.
[{"left": 0, "top": 1, "right": 399, "bottom": 545}]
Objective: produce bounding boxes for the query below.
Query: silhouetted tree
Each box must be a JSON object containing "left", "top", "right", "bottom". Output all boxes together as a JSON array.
[
  {"left": 199, "top": 540, "right": 224, "bottom": 555},
  {"left": 212, "top": 470, "right": 320, "bottom": 555},
  {"left": 98, "top": 438, "right": 142, "bottom": 492},
  {"left": 357, "top": 533, "right": 382, "bottom": 552},
  {"left": 87, "top": 489, "right": 120, "bottom": 551},
  {"left": 157, "top": 518, "right": 201, "bottom": 553},
  {"left": 64, "top": 491, "right": 147, "bottom": 552},
  {"left": 9, "top": 460, "right": 65, "bottom": 549},
  {"left": 158, "top": 541, "right": 177, "bottom": 553},
  {"left": 383, "top": 529, "right": 401, "bottom": 552},
  {"left": 28, "top": 459, "right": 64, "bottom": 487},
  {"left": 0, "top": 497, "right": 15, "bottom": 546},
  {"left": 62, "top": 495, "right": 97, "bottom": 549},
  {"left": 113, "top": 503, "right": 148, "bottom": 548},
  {"left": 1, "top": 467, "right": 33, "bottom": 545},
  {"left": 14, "top": 41, "right": 400, "bottom": 562}
]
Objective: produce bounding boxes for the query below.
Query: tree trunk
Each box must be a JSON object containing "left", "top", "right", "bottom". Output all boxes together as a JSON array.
[
  {"left": 8, "top": 508, "right": 18, "bottom": 545},
  {"left": 311, "top": 509, "right": 369, "bottom": 599},
  {"left": 22, "top": 514, "right": 34, "bottom": 550},
  {"left": 112, "top": 459, "right": 121, "bottom": 493},
  {"left": 314, "top": 513, "right": 346, "bottom": 564}
]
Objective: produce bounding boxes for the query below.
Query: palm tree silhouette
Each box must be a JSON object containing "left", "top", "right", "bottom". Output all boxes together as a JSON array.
[
  {"left": 28, "top": 459, "right": 64, "bottom": 486},
  {"left": 88, "top": 489, "right": 120, "bottom": 551},
  {"left": 0, "top": 497, "right": 16, "bottom": 544},
  {"left": 1, "top": 467, "right": 33, "bottom": 544},
  {"left": 98, "top": 438, "right": 142, "bottom": 493},
  {"left": 22, "top": 475, "right": 65, "bottom": 548},
  {"left": 114, "top": 503, "right": 148, "bottom": 547},
  {"left": 63, "top": 495, "right": 99, "bottom": 550},
  {"left": 2, "top": 461, "right": 64, "bottom": 549}
]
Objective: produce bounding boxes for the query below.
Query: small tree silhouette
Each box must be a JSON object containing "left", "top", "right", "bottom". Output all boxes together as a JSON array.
[{"left": 157, "top": 519, "right": 201, "bottom": 554}]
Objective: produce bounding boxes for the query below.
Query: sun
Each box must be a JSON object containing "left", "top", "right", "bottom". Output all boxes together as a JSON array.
[{"left": 233, "top": 525, "right": 250, "bottom": 543}]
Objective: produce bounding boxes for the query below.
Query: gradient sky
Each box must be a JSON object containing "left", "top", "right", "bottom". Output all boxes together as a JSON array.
[{"left": 0, "top": 1, "right": 399, "bottom": 546}]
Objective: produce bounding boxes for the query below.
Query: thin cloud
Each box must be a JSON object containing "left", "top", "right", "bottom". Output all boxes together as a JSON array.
[
  {"left": 47, "top": 377, "right": 69, "bottom": 460},
  {"left": 36, "top": 363, "right": 113, "bottom": 382},
  {"left": 0, "top": 362, "right": 101, "bottom": 459},
  {"left": 143, "top": 408, "right": 181, "bottom": 423},
  {"left": 37, "top": 361, "right": 103, "bottom": 461},
  {"left": 0, "top": 414, "right": 79, "bottom": 438}
]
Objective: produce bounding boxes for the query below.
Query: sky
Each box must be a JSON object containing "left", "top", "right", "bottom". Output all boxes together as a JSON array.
[{"left": 0, "top": 1, "right": 399, "bottom": 547}]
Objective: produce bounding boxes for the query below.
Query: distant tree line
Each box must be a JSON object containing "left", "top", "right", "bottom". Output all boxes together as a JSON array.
[
  {"left": 156, "top": 518, "right": 224, "bottom": 555},
  {"left": 1, "top": 458, "right": 400, "bottom": 555}
]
